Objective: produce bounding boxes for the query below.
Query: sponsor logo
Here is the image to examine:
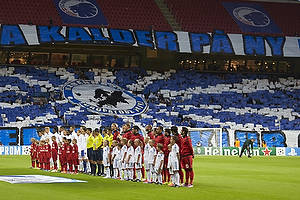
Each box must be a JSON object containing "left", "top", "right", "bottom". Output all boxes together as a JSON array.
[
  {"left": 63, "top": 80, "right": 148, "bottom": 116},
  {"left": 233, "top": 7, "right": 270, "bottom": 27},
  {"left": 59, "top": 0, "right": 98, "bottom": 18},
  {"left": 288, "top": 148, "right": 297, "bottom": 156},
  {"left": 0, "top": 175, "right": 86, "bottom": 184},
  {"left": 262, "top": 147, "right": 272, "bottom": 156}
]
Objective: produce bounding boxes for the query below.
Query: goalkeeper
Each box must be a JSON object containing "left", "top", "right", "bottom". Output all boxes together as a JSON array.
[{"left": 239, "top": 139, "right": 255, "bottom": 158}]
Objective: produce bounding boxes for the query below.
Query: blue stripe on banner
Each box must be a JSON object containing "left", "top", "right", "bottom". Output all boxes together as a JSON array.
[
  {"left": 53, "top": 0, "right": 108, "bottom": 26},
  {"left": 222, "top": 2, "right": 282, "bottom": 34}
]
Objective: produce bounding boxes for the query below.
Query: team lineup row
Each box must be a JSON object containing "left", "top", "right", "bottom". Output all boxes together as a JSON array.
[{"left": 30, "top": 124, "right": 194, "bottom": 187}]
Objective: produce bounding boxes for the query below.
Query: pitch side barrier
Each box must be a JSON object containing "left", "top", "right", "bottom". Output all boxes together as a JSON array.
[{"left": 1, "top": 24, "right": 300, "bottom": 57}]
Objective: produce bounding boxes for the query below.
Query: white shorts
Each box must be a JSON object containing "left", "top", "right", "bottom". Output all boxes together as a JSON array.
[
  {"left": 135, "top": 162, "right": 142, "bottom": 169},
  {"left": 121, "top": 162, "right": 126, "bottom": 170},
  {"left": 126, "top": 162, "right": 134, "bottom": 169},
  {"left": 103, "top": 157, "right": 110, "bottom": 167},
  {"left": 144, "top": 160, "right": 150, "bottom": 170},
  {"left": 171, "top": 160, "right": 179, "bottom": 171},
  {"left": 149, "top": 163, "right": 155, "bottom": 173},
  {"left": 113, "top": 159, "right": 119, "bottom": 168}
]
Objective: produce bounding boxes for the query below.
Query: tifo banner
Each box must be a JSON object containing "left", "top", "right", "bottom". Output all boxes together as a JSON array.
[
  {"left": 0, "top": 175, "right": 87, "bottom": 184},
  {"left": 1, "top": 25, "right": 300, "bottom": 57},
  {"left": 53, "top": 0, "right": 108, "bottom": 25},
  {"left": 63, "top": 80, "right": 148, "bottom": 116},
  {"left": 222, "top": 2, "right": 282, "bottom": 34}
]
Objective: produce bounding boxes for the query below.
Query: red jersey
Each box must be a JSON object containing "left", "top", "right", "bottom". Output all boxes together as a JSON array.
[
  {"left": 30, "top": 143, "right": 36, "bottom": 157},
  {"left": 147, "top": 131, "right": 155, "bottom": 139},
  {"left": 61, "top": 143, "right": 67, "bottom": 157},
  {"left": 45, "top": 144, "right": 51, "bottom": 158},
  {"left": 51, "top": 141, "right": 58, "bottom": 154},
  {"left": 66, "top": 144, "right": 73, "bottom": 158},
  {"left": 181, "top": 135, "right": 194, "bottom": 157},
  {"left": 174, "top": 133, "right": 182, "bottom": 154},
  {"left": 163, "top": 135, "right": 171, "bottom": 155},
  {"left": 72, "top": 144, "right": 78, "bottom": 159},
  {"left": 122, "top": 130, "right": 132, "bottom": 140},
  {"left": 130, "top": 133, "right": 144, "bottom": 148},
  {"left": 58, "top": 146, "right": 62, "bottom": 156},
  {"left": 154, "top": 133, "right": 165, "bottom": 147},
  {"left": 113, "top": 130, "right": 121, "bottom": 141}
]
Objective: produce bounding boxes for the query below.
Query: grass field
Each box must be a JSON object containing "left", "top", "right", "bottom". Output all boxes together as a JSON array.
[{"left": 0, "top": 156, "right": 300, "bottom": 200}]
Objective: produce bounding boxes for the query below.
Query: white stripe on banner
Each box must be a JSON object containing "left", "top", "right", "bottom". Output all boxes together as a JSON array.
[
  {"left": 174, "top": 31, "right": 192, "bottom": 53},
  {"left": 19, "top": 25, "right": 40, "bottom": 45}
]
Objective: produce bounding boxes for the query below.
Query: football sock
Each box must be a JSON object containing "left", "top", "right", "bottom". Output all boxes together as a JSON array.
[
  {"left": 83, "top": 160, "right": 87, "bottom": 172},
  {"left": 69, "top": 164, "right": 73, "bottom": 173},
  {"left": 141, "top": 165, "right": 145, "bottom": 179},
  {"left": 86, "top": 162, "right": 91, "bottom": 173},
  {"left": 175, "top": 172, "right": 180, "bottom": 186},
  {"left": 118, "top": 168, "right": 122, "bottom": 178},
  {"left": 31, "top": 161, "right": 35, "bottom": 168},
  {"left": 113, "top": 169, "right": 118, "bottom": 178},
  {"left": 166, "top": 170, "right": 171, "bottom": 182},
  {"left": 101, "top": 164, "right": 104, "bottom": 174},
  {"left": 75, "top": 166, "right": 78, "bottom": 173},
  {"left": 54, "top": 163, "right": 57, "bottom": 170},
  {"left": 152, "top": 172, "right": 157, "bottom": 183},
  {"left": 162, "top": 169, "right": 166, "bottom": 182},
  {"left": 136, "top": 169, "right": 141, "bottom": 181},
  {"left": 185, "top": 170, "right": 190, "bottom": 184},
  {"left": 129, "top": 169, "right": 133, "bottom": 180},
  {"left": 157, "top": 174, "right": 162, "bottom": 184},
  {"left": 91, "top": 163, "right": 96, "bottom": 175},
  {"left": 190, "top": 170, "right": 194, "bottom": 184},
  {"left": 79, "top": 161, "right": 83, "bottom": 171},
  {"left": 97, "top": 164, "right": 101, "bottom": 175},
  {"left": 147, "top": 170, "right": 151, "bottom": 182},
  {"left": 106, "top": 168, "right": 110, "bottom": 178},
  {"left": 171, "top": 174, "right": 175, "bottom": 183},
  {"left": 179, "top": 170, "right": 184, "bottom": 184}
]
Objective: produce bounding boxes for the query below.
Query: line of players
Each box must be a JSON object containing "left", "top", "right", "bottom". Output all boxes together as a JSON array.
[{"left": 30, "top": 124, "right": 194, "bottom": 187}]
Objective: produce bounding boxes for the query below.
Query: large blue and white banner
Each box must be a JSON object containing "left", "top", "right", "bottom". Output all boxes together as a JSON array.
[
  {"left": 53, "top": 0, "right": 108, "bottom": 26},
  {"left": 1, "top": 24, "right": 300, "bottom": 57},
  {"left": 222, "top": 2, "right": 282, "bottom": 34}
]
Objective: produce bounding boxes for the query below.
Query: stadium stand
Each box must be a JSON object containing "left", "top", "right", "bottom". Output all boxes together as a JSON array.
[
  {"left": 1, "top": 65, "right": 300, "bottom": 133},
  {"left": 166, "top": 0, "right": 300, "bottom": 36},
  {"left": 0, "top": 0, "right": 172, "bottom": 31}
]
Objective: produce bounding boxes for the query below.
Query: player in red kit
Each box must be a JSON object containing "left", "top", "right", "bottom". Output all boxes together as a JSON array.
[
  {"left": 45, "top": 138, "right": 51, "bottom": 171},
  {"left": 162, "top": 129, "right": 171, "bottom": 184},
  {"left": 122, "top": 123, "right": 132, "bottom": 140},
  {"left": 66, "top": 139, "right": 73, "bottom": 173},
  {"left": 170, "top": 126, "right": 184, "bottom": 185},
  {"left": 154, "top": 126, "right": 165, "bottom": 148},
  {"left": 51, "top": 136, "right": 58, "bottom": 172},
  {"left": 180, "top": 127, "right": 194, "bottom": 188},
  {"left": 72, "top": 139, "right": 79, "bottom": 174},
  {"left": 145, "top": 124, "right": 155, "bottom": 139},
  {"left": 111, "top": 123, "right": 121, "bottom": 142},
  {"left": 30, "top": 138, "right": 37, "bottom": 168},
  {"left": 60, "top": 137, "right": 68, "bottom": 173}
]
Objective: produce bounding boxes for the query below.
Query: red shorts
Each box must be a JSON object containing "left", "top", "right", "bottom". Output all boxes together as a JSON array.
[
  {"left": 31, "top": 153, "right": 37, "bottom": 160},
  {"left": 181, "top": 155, "right": 193, "bottom": 170},
  {"left": 72, "top": 158, "right": 79, "bottom": 166},
  {"left": 163, "top": 154, "right": 169, "bottom": 168},
  {"left": 52, "top": 152, "right": 58, "bottom": 161}
]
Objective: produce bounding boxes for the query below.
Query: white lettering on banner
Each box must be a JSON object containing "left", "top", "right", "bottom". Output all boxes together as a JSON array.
[
  {"left": 224, "top": 149, "right": 231, "bottom": 155},
  {"left": 5, "top": 147, "right": 9, "bottom": 155},
  {"left": 253, "top": 149, "right": 259, "bottom": 156},
  {"left": 232, "top": 149, "right": 238, "bottom": 156},
  {"left": 204, "top": 147, "right": 212, "bottom": 155},
  {"left": 0, "top": 147, "right": 4, "bottom": 155},
  {"left": 213, "top": 149, "right": 219, "bottom": 155},
  {"left": 14, "top": 147, "right": 21, "bottom": 155}
]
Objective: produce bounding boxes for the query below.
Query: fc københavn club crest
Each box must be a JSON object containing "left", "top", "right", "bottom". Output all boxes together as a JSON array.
[
  {"left": 233, "top": 7, "right": 270, "bottom": 27},
  {"left": 59, "top": 0, "right": 99, "bottom": 18},
  {"left": 63, "top": 80, "right": 148, "bottom": 116}
]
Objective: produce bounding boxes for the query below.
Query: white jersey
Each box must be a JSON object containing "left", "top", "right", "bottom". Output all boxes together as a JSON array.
[
  {"left": 103, "top": 146, "right": 110, "bottom": 166},
  {"left": 170, "top": 143, "right": 180, "bottom": 162},
  {"left": 134, "top": 146, "right": 142, "bottom": 164},
  {"left": 115, "top": 148, "right": 121, "bottom": 161},
  {"left": 144, "top": 143, "right": 150, "bottom": 161},
  {"left": 155, "top": 152, "right": 164, "bottom": 170},
  {"left": 120, "top": 145, "right": 127, "bottom": 162},
  {"left": 53, "top": 132, "right": 62, "bottom": 144},
  {"left": 148, "top": 146, "right": 157, "bottom": 164},
  {"left": 77, "top": 134, "right": 86, "bottom": 152},
  {"left": 126, "top": 146, "right": 134, "bottom": 163},
  {"left": 112, "top": 147, "right": 118, "bottom": 160}
]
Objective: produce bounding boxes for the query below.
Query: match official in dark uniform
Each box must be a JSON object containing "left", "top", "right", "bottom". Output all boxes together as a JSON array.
[{"left": 239, "top": 138, "right": 255, "bottom": 158}]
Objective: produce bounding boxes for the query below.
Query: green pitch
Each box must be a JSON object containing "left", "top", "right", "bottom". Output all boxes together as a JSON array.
[{"left": 0, "top": 156, "right": 299, "bottom": 200}]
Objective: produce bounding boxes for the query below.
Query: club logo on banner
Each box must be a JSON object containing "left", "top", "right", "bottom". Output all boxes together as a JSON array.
[
  {"left": 53, "top": 0, "right": 108, "bottom": 25},
  {"left": 63, "top": 80, "right": 148, "bottom": 116},
  {"left": 222, "top": 2, "right": 282, "bottom": 34}
]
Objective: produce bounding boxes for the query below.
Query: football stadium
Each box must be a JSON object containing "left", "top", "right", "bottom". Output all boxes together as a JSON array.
[{"left": 0, "top": 0, "right": 300, "bottom": 199}]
